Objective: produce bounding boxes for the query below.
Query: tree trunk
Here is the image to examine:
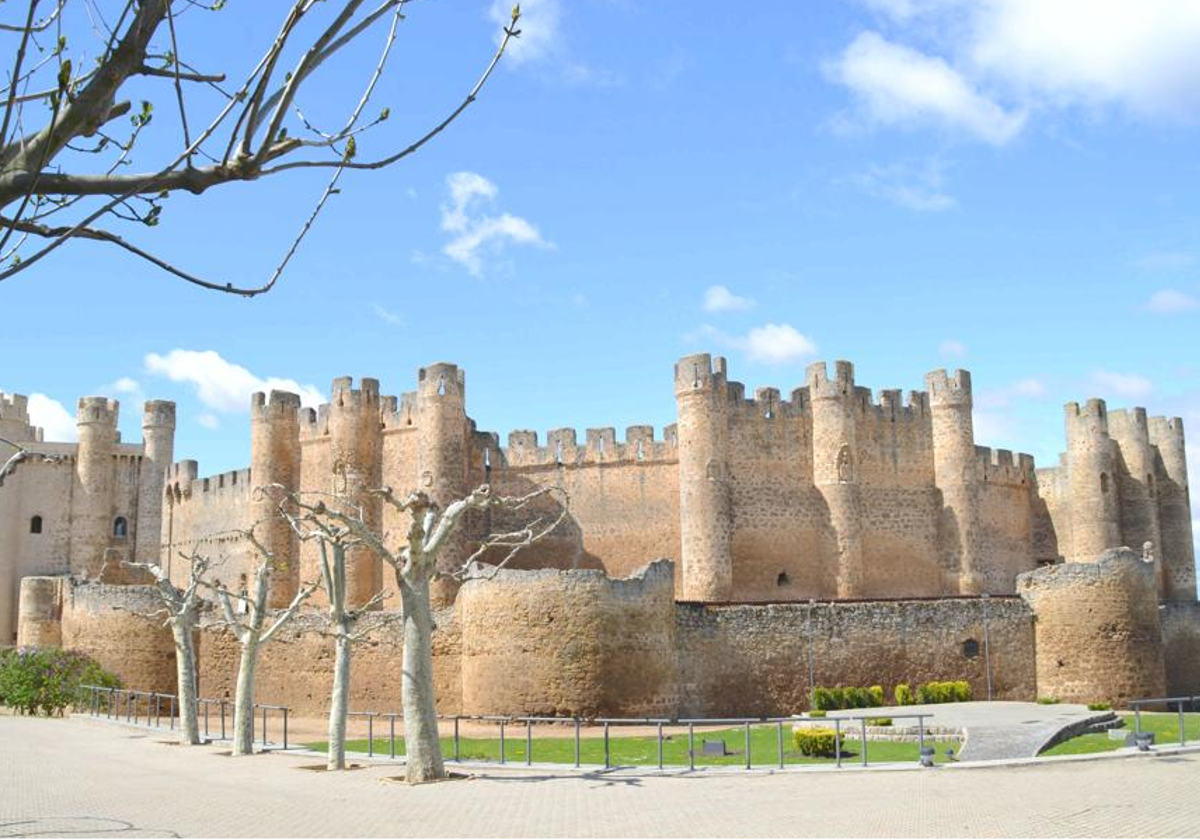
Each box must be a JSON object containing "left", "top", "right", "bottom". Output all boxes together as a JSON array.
[
  {"left": 327, "top": 621, "right": 352, "bottom": 770},
  {"left": 172, "top": 622, "right": 201, "bottom": 746},
  {"left": 232, "top": 631, "right": 260, "bottom": 756},
  {"left": 399, "top": 577, "right": 444, "bottom": 783}
]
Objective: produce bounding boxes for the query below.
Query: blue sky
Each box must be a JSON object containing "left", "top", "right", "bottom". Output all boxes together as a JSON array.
[{"left": 2, "top": 0, "right": 1199, "bottom": 550}]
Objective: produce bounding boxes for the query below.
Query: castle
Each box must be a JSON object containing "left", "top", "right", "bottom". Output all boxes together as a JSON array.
[{"left": 3, "top": 355, "right": 1198, "bottom": 716}]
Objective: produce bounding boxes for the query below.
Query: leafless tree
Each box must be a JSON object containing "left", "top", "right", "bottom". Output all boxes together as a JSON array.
[
  {"left": 0, "top": 0, "right": 523, "bottom": 295},
  {"left": 311, "top": 483, "right": 567, "bottom": 783},
  {"left": 0, "top": 435, "right": 62, "bottom": 486},
  {"left": 121, "top": 551, "right": 211, "bottom": 745},
  {"left": 207, "top": 527, "right": 317, "bottom": 756}
]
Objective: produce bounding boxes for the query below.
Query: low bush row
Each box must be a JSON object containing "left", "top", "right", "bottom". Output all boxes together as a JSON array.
[{"left": 812, "top": 685, "right": 886, "bottom": 711}]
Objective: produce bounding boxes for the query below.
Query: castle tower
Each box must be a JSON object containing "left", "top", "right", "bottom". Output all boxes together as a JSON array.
[
  {"left": 1108, "top": 408, "right": 1165, "bottom": 594},
  {"left": 70, "top": 397, "right": 119, "bottom": 578},
  {"left": 926, "top": 369, "right": 984, "bottom": 595},
  {"left": 1065, "top": 399, "right": 1123, "bottom": 561},
  {"left": 134, "top": 401, "right": 175, "bottom": 568},
  {"left": 1148, "top": 416, "right": 1196, "bottom": 601},
  {"left": 0, "top": 392, "right": 39, "bottom": 445},
  {"left": 416, "top": 363, "right": 471, "bottom": 607},
  {"left": 328, "top": 377, "right": 384, "bottom": 607},
  {"left": 807, "top": 361, "right": 865, "bottom": 599},
  {"left": 674, "top": 353, "right": 733, "bottom": 602},
  {"left": 250, "top": 390, "right": 302, "bottom": 608}
]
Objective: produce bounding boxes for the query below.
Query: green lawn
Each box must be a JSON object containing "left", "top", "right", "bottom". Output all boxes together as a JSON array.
[
  {"left": 306, "top": 724, "right": 961, "bottom": 767},
  {"left": 1041, "top": 713, "right": 1200, "bottom": 757}
]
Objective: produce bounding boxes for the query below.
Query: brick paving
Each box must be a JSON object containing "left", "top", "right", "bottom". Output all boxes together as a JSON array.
[{"left": 2, "top": 715, "right": 1199, "bottom": 838}]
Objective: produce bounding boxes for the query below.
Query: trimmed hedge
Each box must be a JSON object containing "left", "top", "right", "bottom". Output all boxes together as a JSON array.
[
  {"left": 812, "top": 685, "right": 885, "bottom": 711},
  {"left": 814, "top": 680, "right": 971, "bottom": 711},
  {"left": 912, "top": 681, "right": 972, "bottom": 705},
  {"left": 894, "top": 683, "right": 914, "bottom": 706},
  {"left": 0, "top": 648, "right": 122, "bottom": 716},
  {"left": 794, "top": 727, "right": 840, "bottom": 758}
]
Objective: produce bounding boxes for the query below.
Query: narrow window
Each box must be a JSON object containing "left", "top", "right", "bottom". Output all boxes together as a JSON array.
[
  {"left": 962, "top": 639, "right": 980, "bottom": 659},
  {"left": 776, "top": 571, "right": 790, "bottom": 587},
  {"left": 113, "top": 516, "right": 128, "bottom": 538},
  {"left": 1147, "top": 474, "right": 1155, "bottom": 498},
  {"left": 30, "top": 515, "right": 42, "bottom": 535},
  {"left": 437, "top": 374, "right": 447, "bottom": 396},
  {"left": 1100, "top": 473, "right": 1110, "bottom": 494}
]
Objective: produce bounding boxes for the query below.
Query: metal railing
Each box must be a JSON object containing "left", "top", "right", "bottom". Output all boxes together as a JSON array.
[
  {"left": 1128, "top": 695, "right": 1199, "bottom": 748},
  {"left": 340, "top": 710, "right": 937, "bottom": 771},
  {"left": 82, "top": 685, "right": 290, "bottom": 751}
]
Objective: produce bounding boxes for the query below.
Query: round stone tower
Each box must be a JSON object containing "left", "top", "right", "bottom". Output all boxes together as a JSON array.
[
  {"left": 1065, "top": 399, "right": 1123, "bottom": 562},
  {"left": 807, "top": 360, "right": 865, "bottom": 599},
  {"left": 926, "top": 369, "right": 984, "bottom": 595},
  {"left": 674, "top": 353, "right": 733, "bottom": 602},
  {"left": 1108, "top": 408, "right": 1164, "bottom": 594},
  {"left": 70, "top": 397, "right": 119, "bottom": 578},
  {"left": 134, "top": 400, "right": 175, "bottom": 569},
  {"left": 416, "top": 363, "right": 471, "bottom": 607},
  {"left": 328, "top": 377, "right": 384, "bottom": 608},
  {"left": 1017, "top": 548, "right": 1166, "bottom": 706},
  {"left": 1148, "top": 416, "right": 1196, "bottom": 601},
  {"left": 250, "top": 390, "right": 302, "bottom": 608},
  {"left": 16, "top": 576, "right": 62, "bottom": 648}
]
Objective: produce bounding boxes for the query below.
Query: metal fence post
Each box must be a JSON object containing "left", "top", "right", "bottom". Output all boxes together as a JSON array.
[
  {"left": 657, "top": 722, "right": 664, "bottom": 770},
  {"left": 604, "top": 722, "right": 611, "bottom": 769},
  {"left": 918, "top": 715, "right": 926, "bottom": 755},
  {"left": 169, "top": 695, "right": 176, "bottom": 731},
  {"left": 776, "top": 721, "right": 784, "bottom": 769},
  {"left": 368, "top": 714, "right": 375, "bottom": 758},
  {"left": 389, "top": 714, "right": 396, "bottom": 759},
  {"left": 204, "top": 701, "right": 210, "bottom": 739},
  {"left": 220, "top": 699, "right": 227, "bottom": 741},
  {"left": 835, "top": 719, "right": 842, "bottom": 769},
  {"left": 1179, "top": 703, "right": 1186, "bottom": 747},
  {"left": 454, "top": 716, "right": 461, "bottom": 762},
  {"left": 860, "top": 718, "right": 868, "bottom": 767},
  {"left": 154, "top": 693, "right": 161, "bottom": 728},
  {"left": 688, "top": 723, "right": 695, "bottom": 771},
  {"left": 283, "top": 707, "right": 289, "bottom": 751},
  {"left": 499, "top": 720, "right": 506, "bottom": 765},
  {"left": 261, "top": 705, "right": 268, "bottom": 749},
  {"left": 525, "top": 720, "right": 533, "bottom": 766},
  {"left": 1135, "top": 702, "right": 1143, "bottom": 736},
  {"left": 744, "top": 722, "right": 752, "bottom": 770},
  {"left": 574, "top": 718, "right": 580, "bottom": 768}
]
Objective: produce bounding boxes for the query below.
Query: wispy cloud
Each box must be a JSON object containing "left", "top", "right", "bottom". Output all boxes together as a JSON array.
[
  {"left": 372, "top": 303, "right": 403, "bottom": 325},
  {"left": 488, "top": 0, "right": 619, "bottom": 87},
  {"left": 939, "top": 339, "right": 967, "bottom": 358},
  {"left": 692, "top": 323, "right": 818, "bottom": 365},
  {"left": 1091, "top": 369, "right": 1153, "bottom": 400},
  {"left": 703, "top": 285, "right": 756, "bottom": 313},
  {"left": 144, "top": 350, "right": 325, "bottom": 414},
  {"left": 851, "top": 158, "right": 958, "bottom": 211},
  {"left": 1145, "top": 288, "right": 1199, "bottom": 315},
  {"left": 440, "top": 172, "right": 551, "bottom": 277}
]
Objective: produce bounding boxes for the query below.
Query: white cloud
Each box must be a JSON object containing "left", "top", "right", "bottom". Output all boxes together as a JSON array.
[
  {"left": 27, "top": 393, "right": 77, "bottom": 442},
  {"left": 440, "top": 172, "right": 551, "bottom": 277},
  {"left": 1145, "top": 289, "right": 1199, "bottom": 315},
  {"left": 695, "top": 323, "right": 818, "bottom": 365},
  {"left": 110, "top": 377, "right": 141, "bottom": 394},
  {"left": 144, "top": 350, "right": 325, "bottom": 414},
  {"left": 489, "top": 0, "right": 561, "bottom": 66},
  {"left": 703, "top": 285, "right": 755, "bottom": 313},
  {"left": 976, "top": 377, "right": 1047, "bottom": 409},
  {"left": 826, "top": 31, "right": 1026, "bottom": 145},
  {"left": 197, "top": 413, "right": 220, "bottom": 430},
  {"left": 1091, "top": 369, "right": 1153, "bottom": 400},
  {"left": 851, "top": 158, "right": 958, "bottom": 211},
  {"left": 939, "top": 339, "right": 967, "bottom": 358},
  {"left": 372, "top": 303, "right": 403, "bottom": 325}
]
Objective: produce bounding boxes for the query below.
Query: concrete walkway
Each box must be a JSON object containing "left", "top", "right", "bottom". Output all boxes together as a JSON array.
[
  {"left": 838, "top": 701, "right": 1111, "bottom": 760},
  {"left": 3, "top": 715, "right": 1199, "bottom": 837}
]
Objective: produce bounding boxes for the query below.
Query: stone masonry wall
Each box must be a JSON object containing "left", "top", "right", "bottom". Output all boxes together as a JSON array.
[{"left": 1160, "top": 601, "right": 1200, "bottom": 696}]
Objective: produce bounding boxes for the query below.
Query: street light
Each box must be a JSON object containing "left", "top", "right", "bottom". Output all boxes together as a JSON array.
[{"left": 981, "top": 592, "right": 993, "bottom": 702}]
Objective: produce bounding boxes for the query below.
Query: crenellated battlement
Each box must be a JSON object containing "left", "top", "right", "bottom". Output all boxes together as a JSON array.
[
  {"left": 382, "top": 392, "right": 418, "bottom": 431},
  {"left": 675, "top": 353, "right": 728, "bottom": 396},
  {"left": 299, "top": 405, "right": 330, "bottom": 440},
  {"left": 806, "top": 360, "right": 856, "bottom": 400},
  {"left": 974, "top": 445, "right": 1036, "bottom": 486},
  {"left": 0, "top": 392, "right": 30, "bottom": 423},
  {"left": 1065, "top": 397, "right": 1111, "bottom": 443},
  {"left": 141, "top": 399, "right": 176, "bottom": 430},
  {"left": 251, "top": 390, "right": 301, "bottom": 423},
  {"left": 1147, "top": 415, "right": 1186, "bottom": 448},
  {"left": 926, "top": 369, "right": 972, "bottom": 406},
  {"left": 169, "top": 459, "right": 199, "bottom": 483},
  {"left": 419, "top": 363, "right": 465, "bottom": 400},
  {"left": 503, "top": 424, "right": 678, "bottom": 468},
  {"left": 330, "top": 376, "right": 380, "bottom": 411},
  {"left": 725, "top": 381, "right": 809, "bottom": 419},
  {"left": 76, "top": 396, "right": 118, "bottom": 427}
]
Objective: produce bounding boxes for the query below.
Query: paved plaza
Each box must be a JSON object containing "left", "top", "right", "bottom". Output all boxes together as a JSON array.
[{"left": 3, "top": 716, "right": 1200, "bottom": 837}]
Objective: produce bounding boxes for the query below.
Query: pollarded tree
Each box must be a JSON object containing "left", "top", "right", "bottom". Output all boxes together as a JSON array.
[
  {"left": 208, "top": 527, "right": 317, "bottom": 756},
  {"left": 121, "top": 551, "right": 211, "bottom": 745},
  {"left": 0, "top": 1, "right": 523, "bottom": 294},
  {"left": 315, "top": 483, "right": 566, "bottom": 784}
]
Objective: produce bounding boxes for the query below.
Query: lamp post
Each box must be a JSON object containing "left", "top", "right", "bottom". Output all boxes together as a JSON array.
[
  {"left": 981, "top": 592, "right": 993, "bottom": 702},
  {"left": 806, "top": 598, "right": 817, "bottom": 710}
]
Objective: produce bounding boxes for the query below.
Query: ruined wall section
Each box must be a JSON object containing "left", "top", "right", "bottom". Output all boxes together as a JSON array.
[
  {"left": 457, "top": 560, "right": 677, "bottom": 717},
  {"left": 16, "top": 576, "right": 63, "bottom": 647},
  {"left": 1018, "top": 548, "right": 1166, "bottom": 706},
  {"left": 164, "top": 461, "right": 254, "bottom": 592}
]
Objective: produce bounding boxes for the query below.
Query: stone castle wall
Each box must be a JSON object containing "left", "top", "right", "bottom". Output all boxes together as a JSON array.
[
  {"left": 1160, "top": 601, "right": 1200, "bottom": 696},
  {"left": 1017, "top": 549, "right": 1167, "bottom": 705}
]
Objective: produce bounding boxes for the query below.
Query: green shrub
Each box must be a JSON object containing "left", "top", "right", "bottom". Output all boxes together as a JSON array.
[
  {"left": 812, "top": 687, "right": 832, "bottom": 712},
  {"left": 794, "top": 727, "right": 840, "bottom": 758},
  {"left": 866, "top": 717, "right": 893, "bottom": 726},
  {"left": 829, "top": 686, "right": 846, "bottom": 710},
  {"left": 1037, "top": 696, "right": 1061, "bottom": 705},
  {"left": 1087, "top": 702, "right": 1111, "bottom": 711},
  {"left": 894, "top": 683, "right": 914, "bottom": 706},
  {"left": 807, "top": 709, "right": 827, "bottom": 718},
  {"left": 868, "top": 685, "right": 885, "bottom": 707},
  {"left": 0, "top": 648, "right": 121, "bottom": 716}
]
